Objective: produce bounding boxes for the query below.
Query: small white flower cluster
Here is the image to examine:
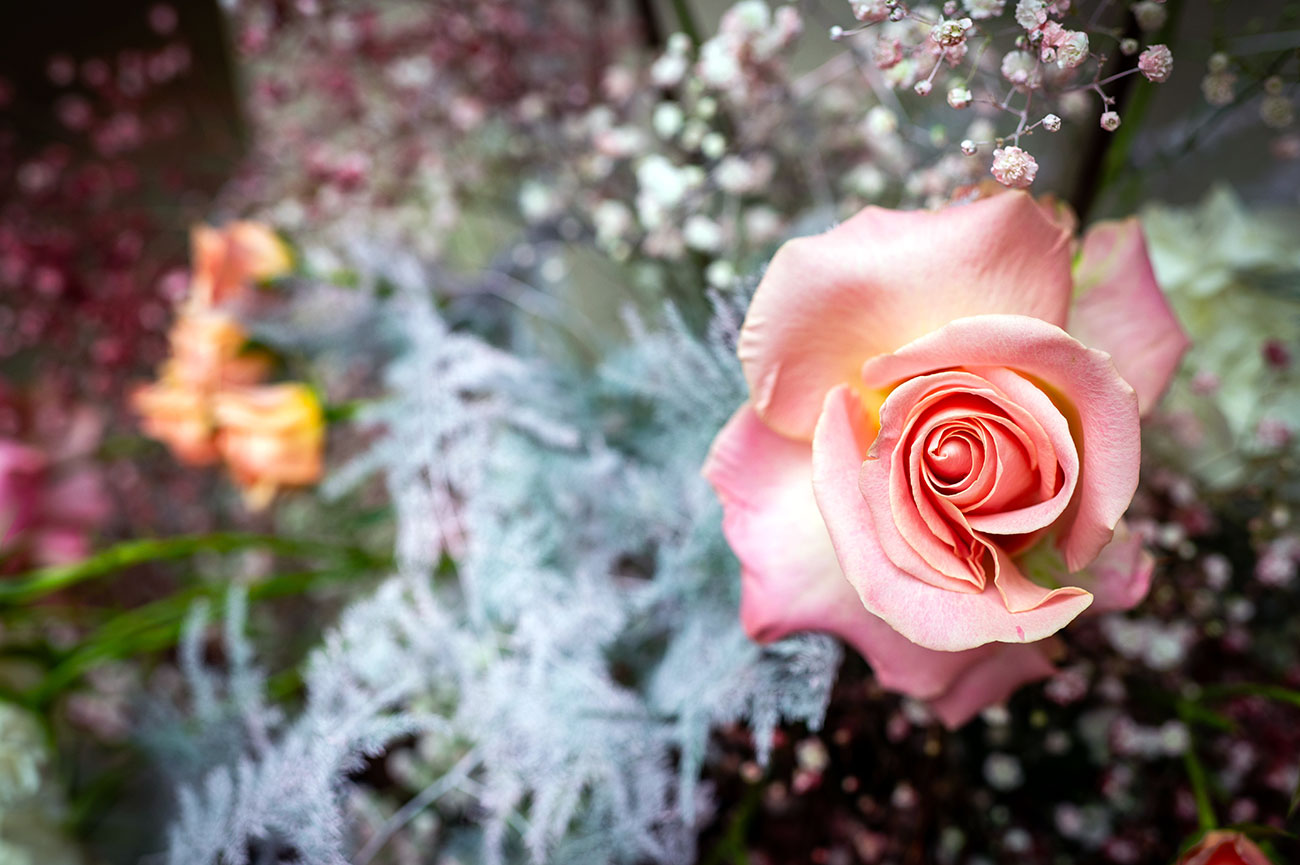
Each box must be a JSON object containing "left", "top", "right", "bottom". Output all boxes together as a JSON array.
[
  {"left": 529, "top": 0, "right": 912, "bottom": 282},
  {"left": 836, "top": 0, "right": 1176, "bottom": 187}
]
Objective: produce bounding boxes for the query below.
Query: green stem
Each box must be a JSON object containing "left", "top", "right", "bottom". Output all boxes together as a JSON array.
[
  {"left": 0, "top": 533, "right": 384, "bottom": 606},
  {"left": 27, "top": 566, "right": 368, "bottom": 706},
  {"left": 1181, "top": 726, "right": 1219, "bottom": 832},
  {"left": 670, "top": 0, "right": 703, "bottom": 46},
  {"left": 1199, "top": 683, "right": 1300, "bottom": 710}
]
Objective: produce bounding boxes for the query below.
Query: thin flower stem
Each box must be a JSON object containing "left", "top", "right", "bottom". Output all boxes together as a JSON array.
[
  {"left": 352, "top": 748, "right": 483, "bottom": 865},
  {"left": 0, "top": 533, "right": 385, "bottom": 606},
  {"left": 1177, "top": 702, "right": 1219, "bottom": 834},
  {"left": 670, "top": 0, "right": 702, "bottom": 47}
]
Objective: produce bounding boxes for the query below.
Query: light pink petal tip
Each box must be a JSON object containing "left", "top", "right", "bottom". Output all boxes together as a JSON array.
[
  {"left": 738, "top": 192, "right": 1075, "bottom": 441},
  {"left": 1069, "top": 218, "right": 1189, "bottom": 415},
  {"left": 927, "top": 642, "right": 1058, "bottom": 728},
  {"left": 860, "top": 314, "right": 1141, "bottom": 572},
  {"left": 811, "top": 385, "right": 1093, "bottom": 653}
]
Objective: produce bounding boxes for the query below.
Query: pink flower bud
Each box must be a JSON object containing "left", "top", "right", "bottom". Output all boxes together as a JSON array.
[
  {"left": 1138, "top": 44, "right": 1173, "bottom": 82},
  {"left": 990, "top": 145, "right": 1038, "bottom": 188}
]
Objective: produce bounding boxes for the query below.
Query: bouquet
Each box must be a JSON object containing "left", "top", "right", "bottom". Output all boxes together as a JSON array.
[{"left": 2, "top": 1, "right": 1299, "bottom": 864}]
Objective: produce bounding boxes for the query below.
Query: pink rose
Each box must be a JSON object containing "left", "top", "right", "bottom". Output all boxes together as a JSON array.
[{"left": 704, "top": 192, "right": 1187, "bottom": 727}]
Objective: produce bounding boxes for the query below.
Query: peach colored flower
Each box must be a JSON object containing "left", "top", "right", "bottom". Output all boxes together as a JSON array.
[
  {"left": 131, "top": 380, "right": 221, "bottom": 466},
  {"left": 1177, "top": 831, "right": 1273, "bottom": 865},
  {"left": 133, "top": 309, "right": 270, "bottom": 465},
  {"left": 161, "top": 309, "right": 272, "bottom": 390},
  {"left": 213, "top": 384, "right": 325, "bottom": 510},
  {"left": 190, "top": 221, "right": 292, "bottom": 308},
  {"left": 704, "top": 192, "right": 1187, "bottom": 727}
]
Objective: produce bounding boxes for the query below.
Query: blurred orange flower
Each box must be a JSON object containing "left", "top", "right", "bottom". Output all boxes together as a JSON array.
[
  {"left": 133, "top": 309, "right": 271, "bottom": 466},
  {"left": 190, "top": 221, "right": 293, "bottom": 308},
  {"left": 213, "top": 383, "right": 325, "bottom": 510},
  {"left": 162, "top": 309, "right": 271, "bottom": 389},
  {"left": 133, "top": 219, "right": 322, "bottom": 508},
  {"left": 131, "top": 380, "right": 221, "bottom": 466}
]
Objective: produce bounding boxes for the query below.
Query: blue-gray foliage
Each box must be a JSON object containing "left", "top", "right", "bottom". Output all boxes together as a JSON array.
[{"left": 158, "top": 252, "right": 841, "bottom": 865}]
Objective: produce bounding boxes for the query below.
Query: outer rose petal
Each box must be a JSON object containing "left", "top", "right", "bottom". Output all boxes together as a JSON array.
[
  {"left": 704, "top": 404, "right": 1052, "bottom": 719},
  {"left": 927, "top": 641, "right": 1057, "bottom": 728},
  {"left": 1069, "top": 219, "right": 1189, "bottom": 415},
  {"left": 1075, "top": 520, "right": 1154, "bottom": 614},
  {"left": 812, "top": 385, "right": 1093, "bottom": 652},
  {"left": 860, "top": 315, "right": 1140, "bottom": 572},
  {"left": 738, "top": 191, "right": 1075, "bottom": 440}
]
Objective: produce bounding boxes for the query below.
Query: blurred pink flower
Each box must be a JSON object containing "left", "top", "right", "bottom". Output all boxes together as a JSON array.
[{"left": 1, "top": 435, "right": 109, "bottom": 569}]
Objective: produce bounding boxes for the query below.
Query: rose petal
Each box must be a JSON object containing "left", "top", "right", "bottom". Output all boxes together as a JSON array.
[
  {"left": 1069, "top": 219, "right": 1189, "bottom": 415},
  {"left": 813, "top": 385, "right": 1093, "bottom": 652},
  {"left": 962, "top": 366, "right": 1078, "bottom": 535},
  {"left": 704, "top": 405, "right": 1010, "bottom": 699},
  {"left": 991, "top": 542, "right": 1090, "bottom": 614},
  {"left": 1074, "top": 520, "right": 1155, "bottom": 614},
  {"left": 927, "top": 641, "right": 1058, "bottom": 728},
  {"left": 861, "top": 370, "right": 1075, "bottom": 590},
  {"left": 860, "top": 315, "right": 1139, "bottom": 571},
  {"left": 703, "top": 404, "right": 859, "bottom": 643},
  {"left": 738, "top": 192, "right": 1075, "bottom": 440}
]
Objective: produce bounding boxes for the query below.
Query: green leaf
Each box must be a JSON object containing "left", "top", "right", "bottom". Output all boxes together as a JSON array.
[
  {"left": 0, "top": 533, "right": 386, "bottom": 606},
  {"left": 28, "top": 566, "right": 364, "bottom": 705},
  {"left": 1200, "top": 683, "right": 1300, "bottom": 711}
]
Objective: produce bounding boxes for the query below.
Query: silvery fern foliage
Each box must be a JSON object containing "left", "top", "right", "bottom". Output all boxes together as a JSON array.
[
  {"left": 159, "top": 257, "right": 841, "bottom": 864},
  {"left": 162, "top": 582, "right": 452, "bottom": 865}
]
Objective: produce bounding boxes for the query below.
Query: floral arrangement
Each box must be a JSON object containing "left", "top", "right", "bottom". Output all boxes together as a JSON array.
[{"left": 2, "top": 1, "right": 1300, "bottom": 864}]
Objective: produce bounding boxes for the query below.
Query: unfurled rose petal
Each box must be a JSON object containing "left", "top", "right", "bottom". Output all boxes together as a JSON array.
[
  {"left": 1069, "top": 218, "right": 1189, "bottom": 415},
  {"left": 1176, "top": 831, "right": 1273, "bottom": 865},
  {"left": 703, "top": 404, "right": 863, "bottom": 645},
  {"left": 738, "top": 192, "right": 1074, "bottom": 440},
  {"left": 812, "top": 385, "right": 1093, "bottom": 652},
  {"left": 926, "top": 641, "right": 1058, "bottom": 728},
  {"left": 214, "top": 383, "right": 325, "bottom": 510},
  {"left": 860, "top": 314, "right": 1140, "bottom": 571},
  {"left": 705, "top": 403, "right": 1062, "bottom": 722},
  {"left": 1074, "top": 520, "right": 1155, "bottom": 614}
]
